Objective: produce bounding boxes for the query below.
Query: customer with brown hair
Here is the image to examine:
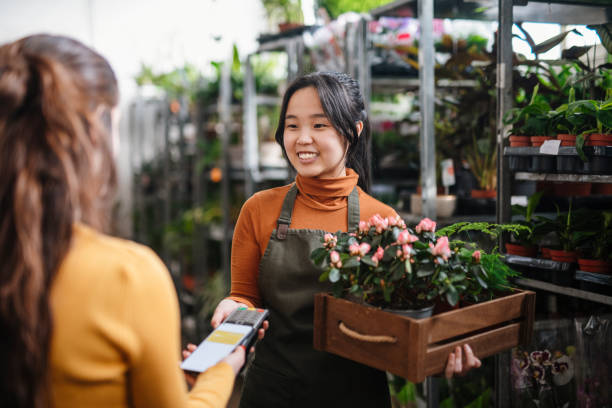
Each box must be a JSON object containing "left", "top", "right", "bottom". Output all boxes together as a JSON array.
[{"left": 0, "top": 34, "right": 245, "bottom": 408}]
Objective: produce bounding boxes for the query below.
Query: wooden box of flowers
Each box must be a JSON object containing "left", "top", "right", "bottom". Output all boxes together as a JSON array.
[{"left": 312, "top": 216, "right": 536, "bottom": 383}]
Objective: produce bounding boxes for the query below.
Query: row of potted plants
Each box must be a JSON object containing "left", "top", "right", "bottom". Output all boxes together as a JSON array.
[
  {"left": 506, "top": 192, "right": 612, "bottom": 274},
  {"left": 311, "top": 215, "right": 528, "bottom": 316},
  {"left": 505, "top": 86, "right": 612, "bottom": 175}
]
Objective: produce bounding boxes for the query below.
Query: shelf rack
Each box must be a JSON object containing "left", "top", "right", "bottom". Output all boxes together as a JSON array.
[
  {"left": 514, "top": 278, "right": 612, "bottom": 306},
  {"left": 371, "top": 1, "right": 611, "bottom": 407}
]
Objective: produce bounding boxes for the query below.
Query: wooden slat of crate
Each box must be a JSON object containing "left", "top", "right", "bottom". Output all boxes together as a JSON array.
[{"left": 313, "top": 290, "right": 535, "bottom": 383}]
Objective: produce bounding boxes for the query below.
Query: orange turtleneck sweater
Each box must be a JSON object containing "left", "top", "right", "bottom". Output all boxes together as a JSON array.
[{"left": 228, "top": 169, "right": 397, "bottom": 307}]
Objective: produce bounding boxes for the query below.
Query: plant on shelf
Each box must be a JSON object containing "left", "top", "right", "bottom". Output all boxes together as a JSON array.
[
  {"left": 507, "top": 192, "right": 555, "bottom": 258},
  {"left": 465, "top": 131, "right": 497, "bottom": 197},
  {"left": 549, "top": 200, "right": 591, "bottom": 264},
  {"left": 261, "top": 0, "right": 304, "bottom": 31},
  {"left": 311, "top": 215, "right": 526, "bottom": 316},
  {"left": 576, "top": 211, "right": 612, "bottom": 274},
  {"left": 503, "top": 84, "right": 557, "bottom": 147}
]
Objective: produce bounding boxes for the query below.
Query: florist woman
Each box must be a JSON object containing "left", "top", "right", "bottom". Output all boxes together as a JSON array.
[{"left": 211, "top": 72, "right": 481, "bottom": 408}]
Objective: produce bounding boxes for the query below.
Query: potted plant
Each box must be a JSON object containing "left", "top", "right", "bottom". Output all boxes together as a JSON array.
[
  {"left": 550, "top": 200, "right": 585, "bottom": 263},
  {"left": 507, "top": 191, "right": 555, "bottom": 258},
  {"left": 466, "top": 133, "right": 497, "bottom": 198},
  {"left": 311, "top": 215, "right": 535, "bottom": 383},
  {"left": 261, "top": 0, "right": 304, "bottom": 32},
  {"left": 311, "top": 215, "right": 527, "bottom": 315},
  {"left": 503, "top": 85, "right": 557, "bottom": 172},
  {"left": 576, "top": 211, "right": 612, "bottom": 274}
]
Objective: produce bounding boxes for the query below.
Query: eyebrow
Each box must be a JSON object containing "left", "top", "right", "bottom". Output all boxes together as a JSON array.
[{"left": 285, "top": 113, "right": 328, "bottom": 119}]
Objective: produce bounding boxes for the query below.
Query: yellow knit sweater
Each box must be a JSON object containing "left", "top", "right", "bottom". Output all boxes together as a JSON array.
[{"left": 49, "top": 224, "right": 234, "bottom": 408}]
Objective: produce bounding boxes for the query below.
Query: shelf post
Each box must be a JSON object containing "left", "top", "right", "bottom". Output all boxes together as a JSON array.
[
  {"left": 418, "top": 0, "right": 436, "bottom": 219},
  {"left": 495, "top": 1, "right": 514, "bottom": 407},
  {"left": 219, "top": 54, "right": 233, "bottom": 287},
  {"left": 496, "top": 0, "right": 513, "bottom": 226},
  {"left": 243, "top": 54, "right": 258, "bottom": 197}
]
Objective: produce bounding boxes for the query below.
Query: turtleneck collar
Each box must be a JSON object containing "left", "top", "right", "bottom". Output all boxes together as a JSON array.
[{"left": 295, "top": 168, "right": 359, "bottom": 211}]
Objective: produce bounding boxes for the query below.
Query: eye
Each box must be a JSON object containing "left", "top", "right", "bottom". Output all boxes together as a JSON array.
[
  {"left": 314, "top": 123, "right": 327, "bottom": 129},
  {"left": 286, "top": 123, "right": 298, "bottom": 129}
]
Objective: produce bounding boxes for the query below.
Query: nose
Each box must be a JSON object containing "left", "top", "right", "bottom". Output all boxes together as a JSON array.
[{"left": 296, "top": 128, "right": 313, "bottom": 145}]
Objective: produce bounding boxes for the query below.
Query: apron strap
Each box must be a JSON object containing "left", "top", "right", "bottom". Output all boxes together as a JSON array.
[
  {"left": 276, "top": 184, "right": 298, "bottom": 240},
  {"left": 347, "top": 186, "right": 360, "bottom": 232},
  {"left": 276, "top": 184, "right": 360, "bottom": 240}
]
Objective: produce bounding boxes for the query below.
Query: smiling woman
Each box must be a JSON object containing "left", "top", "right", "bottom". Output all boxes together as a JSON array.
[
  {"left": 210, "top": 72, "right": 480, "bottom": 408},
  {"left": 282, "top": 86, "right": 361, "bottom": 179}
]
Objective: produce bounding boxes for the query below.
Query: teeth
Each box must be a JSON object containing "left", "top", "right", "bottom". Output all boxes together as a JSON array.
[{"left": 298, "top": 152, "right": 317, "bottom": 159}]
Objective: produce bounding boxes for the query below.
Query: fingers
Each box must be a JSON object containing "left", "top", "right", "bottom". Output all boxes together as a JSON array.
[
  {"left": 257, "top": 320, "right": 269, "bottom": 340},
  {"left": 463, "top": 344, "right": 482, "bottom": 369},
  {"left": 211, "top": 299, "right": 242, "bottom": 328},
  {"left": 223, "top": 345, "right": 247, "bottom": 375},
  {"left": 445, "top": 351, "right": 455, "bottom": 379},
  {"left": 182, "top": 343, "right": 197, "bottom": 360},
  {"left": 454, "top": 346, "right": 463, "bottom": 374}
]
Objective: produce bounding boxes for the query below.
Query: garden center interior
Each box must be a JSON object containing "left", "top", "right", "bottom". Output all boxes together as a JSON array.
[{"left": 2, "top": 0, "right": 611, "bottom": 407}]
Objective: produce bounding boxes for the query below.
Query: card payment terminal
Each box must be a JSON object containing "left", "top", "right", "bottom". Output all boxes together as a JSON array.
[{"left": 180, "top": 307, "right": 269, "bottom": 373}]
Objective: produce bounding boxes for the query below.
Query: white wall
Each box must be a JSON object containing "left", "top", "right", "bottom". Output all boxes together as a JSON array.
[{"left": 0, "top": 0, "right": 267, "bottom": 237}]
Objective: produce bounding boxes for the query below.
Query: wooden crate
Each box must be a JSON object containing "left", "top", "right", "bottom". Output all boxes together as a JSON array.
[{"left": 313, "top": 289, "right": 535, "bottom": 383}]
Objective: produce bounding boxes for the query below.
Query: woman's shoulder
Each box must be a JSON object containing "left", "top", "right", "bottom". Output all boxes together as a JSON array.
[
  {"left": 68, "top": 223, "right": 169, "bottom": 288},
  {"left": 242, "top": 183, "right": 293, "bottom": 209},
  {"left": 357, "top": 187, "right": 398, "bottom": 218}
]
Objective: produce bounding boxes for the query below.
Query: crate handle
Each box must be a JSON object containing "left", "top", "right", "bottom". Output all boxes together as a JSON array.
[{"left": 338, "top": 321, "right": 397, "bottom": 343}]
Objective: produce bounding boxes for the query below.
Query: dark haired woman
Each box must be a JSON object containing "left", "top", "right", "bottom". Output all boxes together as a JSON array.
[
  {"left": 211, "top": 72, "right": 481, "bottom": 407},
  {"left": 0, "top": 34, "right": 245, "bottom": 408}
]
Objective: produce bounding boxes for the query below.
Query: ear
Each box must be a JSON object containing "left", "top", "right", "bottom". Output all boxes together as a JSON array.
[{"left": 356, "top": 121, "right": 364, "bottom": 137}]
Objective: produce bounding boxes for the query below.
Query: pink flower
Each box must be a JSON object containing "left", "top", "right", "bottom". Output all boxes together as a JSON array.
[
  {"left": 368, "top": 214, "right": 388, "bottom": 233},
  {"left": 387, "top": 215, "right": 406, "bottom": 229},
  {"left": 397, "top": 229, "right": 418, "bottom": 245},
  {"left": 472, "top": 250, "right": 481, "bottom": 263},
  {"left": 431, "top": 236, "right": 451, "bottom": 260},
  {"left": 373, "top": 246, "right": 384, "bottom": 261},
  {"left": 358, "top": 220, "right": 368, "bottom": 233},
  {"left": 415, "top": 218, "right": 436, "bottom": 234},
  {"left": 370, "top": 256, "right": 379, "bottom": 266},
  {"left": 358, "top": 243, "right": 371, "bottom": 257},
  {"left": 330, "top": 250, "right": 342, "bottom": 268},
  {"left": 349, "top": 243, "right": 360, "bottom": 256},
  {"left": 323, "top": 233, "right": 337, "bottom": 249}
]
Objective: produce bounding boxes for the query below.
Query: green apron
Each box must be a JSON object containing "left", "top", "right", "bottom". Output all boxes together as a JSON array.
[{"left": 239, "top": 184, "right": 391, "bottom": 408}]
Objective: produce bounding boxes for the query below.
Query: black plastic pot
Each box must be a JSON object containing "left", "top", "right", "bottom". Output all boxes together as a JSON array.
[
  {"left": 508, "top": 155, "right": 531, "bottom": 171},
  {"left": 582, "top": 156, "right": 612, "bottom": 174},
  {"left": 556, "top": 156, "right": 581, "bottom": 173},
  {"left": 530, "top": 156, "right": 556, "bottom": 172}
]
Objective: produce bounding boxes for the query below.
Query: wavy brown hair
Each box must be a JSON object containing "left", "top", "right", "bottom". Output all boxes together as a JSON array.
[{"left": 0, "top": 34, "right": 118, "bottom": 408}]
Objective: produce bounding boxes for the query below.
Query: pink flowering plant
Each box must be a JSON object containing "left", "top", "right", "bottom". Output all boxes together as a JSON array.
[{"left": 311, "top": 215, "right": 519, "bottom": 310}]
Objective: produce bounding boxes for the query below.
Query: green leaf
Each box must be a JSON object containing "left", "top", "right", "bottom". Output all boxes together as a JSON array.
[
  {"left": 588, "top": 23, "right": 612, "bottom": 54},
  {"left": 319, "top": 270, "right": 329, "bottom": 282},
  {"left": 417, "top": 266, "right": 435, "bottom": 278},
  {"left": 405, "top": 259, "right": 412, "bottom": 274},
  {"left": 310, "top": 247, "right": 328, "bottom": 266},
  {"left": 532, "top": 29, "right": 581, "bottom": 54},
  {"left": 329, "top": 268, "right": 340, "bottom": 283},
  {"left": 446, "top": 287, "right": 459, "bottom": 306},
  {"left": 361, "top": 256, "right": 377, "bottom": 267},
  {"left": 390, "top": 261, "right": 405, "bottom": 281},
  {"left": 576, "top": 133, "right": 587, "bottom": 162},
  {"left": 342, "top": 257, "right": 360, "bottom": 269},
  {"left": 451, "top": 273, "right": 466, "bottom": 283}
]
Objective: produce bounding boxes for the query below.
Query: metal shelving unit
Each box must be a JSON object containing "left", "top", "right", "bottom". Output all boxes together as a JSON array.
[
  {"left": 514, "top": 172, "right": 612, "bottom": 183},
  {"left": 495, "top": 2, "right": 612, "bottom": 407}
]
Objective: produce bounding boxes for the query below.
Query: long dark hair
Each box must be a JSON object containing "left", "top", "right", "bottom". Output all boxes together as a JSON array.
[
  {"left": 275, "top": 71, "right": 371, "bottom": 193},
  {"left": 0, "top": 34, "right": 118, "bottom": 408}
]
